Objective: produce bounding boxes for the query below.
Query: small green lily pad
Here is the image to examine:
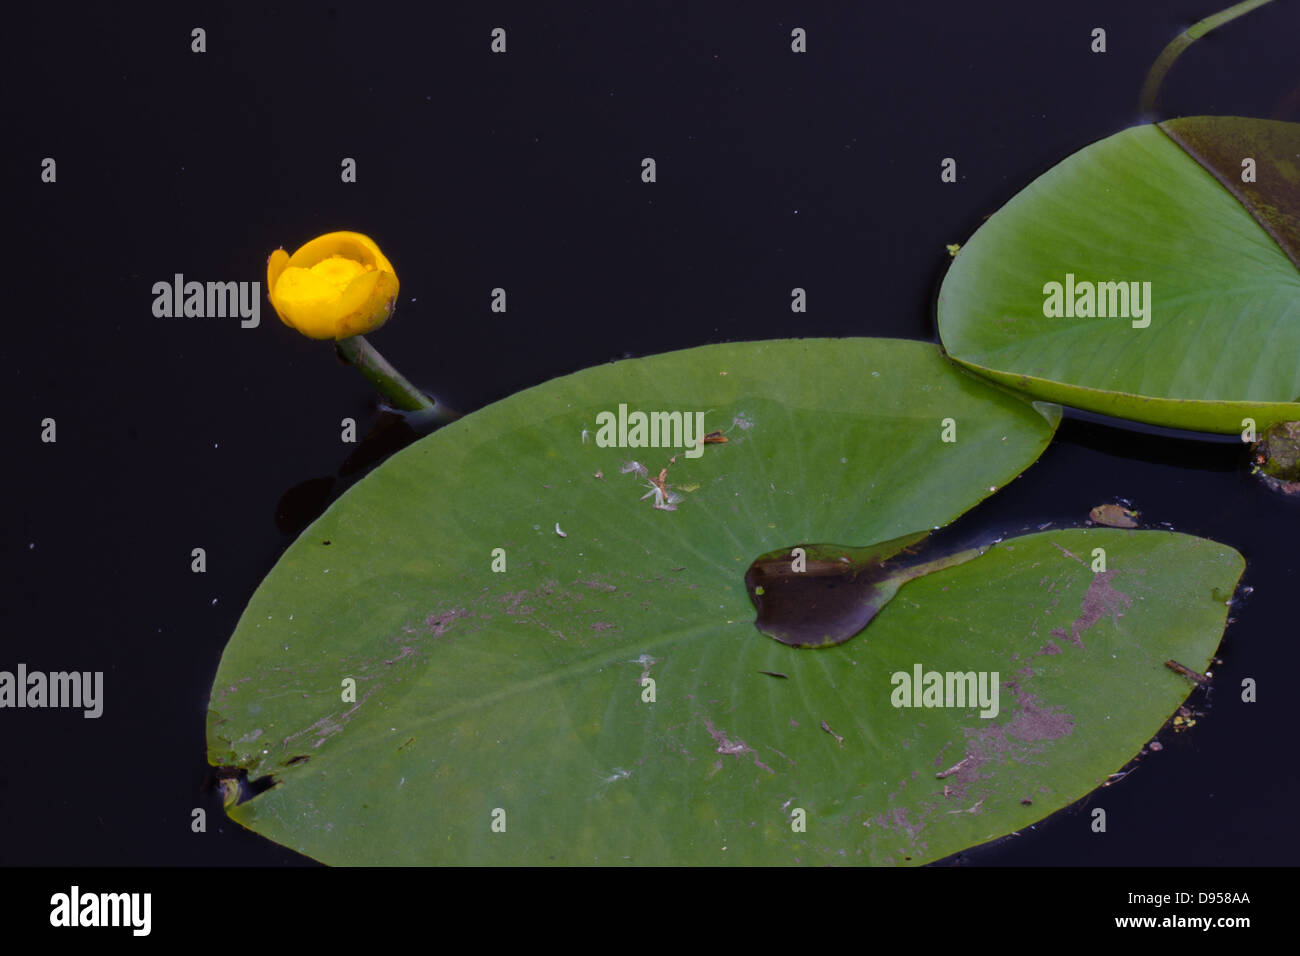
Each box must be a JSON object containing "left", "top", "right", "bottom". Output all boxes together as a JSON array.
[{"left": 938, "top": 117, "right": 1300, "bottom": 433}]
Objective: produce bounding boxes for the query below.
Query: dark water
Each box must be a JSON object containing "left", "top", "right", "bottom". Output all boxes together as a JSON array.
[{"left": 3, "top": 0, "right": 1299, "bottom": 871}]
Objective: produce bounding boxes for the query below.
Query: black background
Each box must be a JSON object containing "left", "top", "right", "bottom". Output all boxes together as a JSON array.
[{"left": 2, "top": 0, "right": 1295, "bottom": 930}]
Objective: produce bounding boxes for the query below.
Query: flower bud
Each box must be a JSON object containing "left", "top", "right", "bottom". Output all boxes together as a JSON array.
[{"left": 266, "top": 231, "right": 399, "bottom": 339}]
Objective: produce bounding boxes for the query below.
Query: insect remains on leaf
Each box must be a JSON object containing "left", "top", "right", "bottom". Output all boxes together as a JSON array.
[{"left": 640, "top": 468, "right": 683, "bottom": 511}]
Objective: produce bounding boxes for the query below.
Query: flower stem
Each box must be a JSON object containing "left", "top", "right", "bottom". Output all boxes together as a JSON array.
[
  {"left": 1140, "top": 0, "right": 1274, "bottom": 115},
  {"left": 335, "top": 334, "right": 460, "bottom": 423}
]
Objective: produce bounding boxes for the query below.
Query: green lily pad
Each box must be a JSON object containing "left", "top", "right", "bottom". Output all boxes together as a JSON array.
[
  {"left": 938, "top": 116, "right": 1300, "bottom": 433},
  {"left": 205, "top": 337, "right": 1241, "bottom": 866}
]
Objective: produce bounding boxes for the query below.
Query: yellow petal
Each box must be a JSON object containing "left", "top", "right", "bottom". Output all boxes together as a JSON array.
[
  {"left": 266, "top": 249, "right": 291, "bottom": 325},
  {"left": 267, "top": 231, "right": 399, "bottom": 339},
  {"left": 286, "top": 231, "right": 394, "bottom": 275},
  {"left": 272, "top": 265, "right": 398, "bottom": 339},
  {"left": 333, "top": 268, "right": 400, "bottom": 338},
  {"left": 267, "top": 248, "right": 290, "bottom": 290},
  {"left": 272, "top": 266, "right": 355, "bottom": 338}
]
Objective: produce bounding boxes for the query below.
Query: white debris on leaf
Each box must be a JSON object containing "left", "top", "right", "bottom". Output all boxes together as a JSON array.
[
  {"left": 555, "top": 523, "right": 567, "bottom": 538},
  {"left": 640, "top": 481, "right": 683, "bottom": 512}
]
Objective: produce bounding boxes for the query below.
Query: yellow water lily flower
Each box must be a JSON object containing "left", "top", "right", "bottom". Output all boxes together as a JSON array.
[{"left": 266, "top": 231, "right": 399, "bottom": 339}]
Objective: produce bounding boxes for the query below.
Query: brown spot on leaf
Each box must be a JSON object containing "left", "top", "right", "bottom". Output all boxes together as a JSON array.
[
  {"left": 1050, "top": 626, "right": 1074, "bottom": 648},
  {"left": 1005, "top": 693, "right": 1074, "bottom": 741},
  {"left": 929, "top": 666, "right": 1075, "bottom": 811},
  {"left": 1068, "top": 570, "right": 1131, "bottom": 648},
  {"left": 426, "top": 607, "right": 467, "bottom": 635},
  {"left": 936, "top": 753, "right": 975, "bottom": 779},
  {"left": 702, "top": 717, "right": 774, "bottom": 774},
  {"left": 211, "top": 676, "right": 252, "bottom": 705},
  {"left": 1160, "top": 116, "right": 1300, "bottom": 273},
  {"left": 871, "top": 807, "right": 924, "bottom": 841},
  {"left": 384, "top": 646, "right": 416, "bottom": 664},
  {"left": 501, "top": 591, "right": 534, "bottom": 616},
  {"left": 283, "top": 686, "right": 377, "bottom": 751}
]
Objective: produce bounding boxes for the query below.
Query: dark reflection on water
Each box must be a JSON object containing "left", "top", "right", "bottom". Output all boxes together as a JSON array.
[{"left": 274, "top": 405, "right": 450, "bottom": 535}]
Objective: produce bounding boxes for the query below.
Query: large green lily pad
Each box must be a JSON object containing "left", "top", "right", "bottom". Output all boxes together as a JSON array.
[
  {"left": 208, "top": 338, "right": 1237, "bottom": 864},
  {"left": 939, "top": 116, "right": 1300, "bottom": 433}
]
